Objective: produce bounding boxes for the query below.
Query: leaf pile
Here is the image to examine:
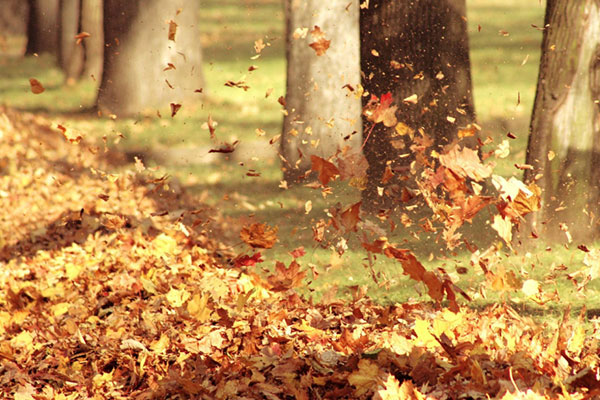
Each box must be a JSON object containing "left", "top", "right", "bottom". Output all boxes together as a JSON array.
[{"left": 1, "top": 107, "right": 600, "bottom": 399}]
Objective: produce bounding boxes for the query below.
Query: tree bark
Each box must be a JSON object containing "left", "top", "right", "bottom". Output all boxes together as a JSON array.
[
  {"left": 97, "top": 0, "right": 203, "bottom": 117},
  {"left": 360, "top": 0, "right": 475, "bottom": 211},
  {"left": 524, "top": 0, "right": 600, "bottom": 242},
  {"left": 25, "top": 0, "right": 59, "bottom": 55},
  {"left": 281, "top": 0, "right": 362, "bottom": 183},
  {"left": 80, "top": 0, "right": 104, "bottom": 80},
  {"left": 58, "top": 0, "right": 84, "bottom": 82}
]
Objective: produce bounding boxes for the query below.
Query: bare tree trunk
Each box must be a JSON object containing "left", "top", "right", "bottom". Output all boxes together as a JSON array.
[
  {"left": 524, "top": 0, "right": 600, "bottom": 242},
  {"left": 58, "top": 0, "right": 84, "bottom": 83},
  {"left": 360, "top": 0, "right": 475, "bottom": 211},
  {"left": 97, "top": 0, "right": 204, "bottom": 117},
  {"left": 80, "top": 0, "right": 104, "bottom": 80},
  {"left": 281, "top": 0, "right": 362, "bottom": 183},
  {"left": 25, "top": 0, "right": 59, "bottom": 55}
]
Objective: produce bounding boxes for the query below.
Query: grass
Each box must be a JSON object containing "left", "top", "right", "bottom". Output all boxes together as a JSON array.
[{"left": 2, "top": 0, "right": 599, "bottom": 323}]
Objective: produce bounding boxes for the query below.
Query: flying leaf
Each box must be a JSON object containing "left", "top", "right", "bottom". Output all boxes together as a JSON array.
[
  {"left": 168, "top": 20, "right": 177, "bottom": 41},
  {"left": 29, "top": 78, "right": 44, "bottom": 94},
  {"left": 74, "top": 31, "right": 90, "bottom": 44},
  {"left": 267, "top": 260, "right": 306, "bottom": 291},
  {"left": 439, "top": 146, "right": 492, "bottom": 181},
  {"left": 233, "top": 252, "right": 264, "bottom": 267},
  {"left": 208, "top": 140, "right": 239, "bottom": 154},
  {"left": 170, "top": 103, "right": 181, "bottom": 117},
  {"left": 240, "top": 223, "right": 278, "bottom": 249},
  {"left": 310, "top": 155, "right": 340, "bottom": 185},
  {"left": 491, "top": 214, "right": 512, "bottom": 245},
  {"left": 309, "top": 26, "right": 331, "bottom": 56}
]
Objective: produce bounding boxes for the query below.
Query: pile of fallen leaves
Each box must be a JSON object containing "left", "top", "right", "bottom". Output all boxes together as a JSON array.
[{"left": 1, "top": 107, "right": 599, "bottom": 399}]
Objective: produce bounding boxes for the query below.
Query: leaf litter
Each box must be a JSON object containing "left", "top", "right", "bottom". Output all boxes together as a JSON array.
[{"left": 0, "top": 104, "right": 599, "bottom": 400}]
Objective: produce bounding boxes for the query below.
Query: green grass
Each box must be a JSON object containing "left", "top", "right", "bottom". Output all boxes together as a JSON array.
[{"left": 2, "top": 0, "right": 599, "bottom": 323}]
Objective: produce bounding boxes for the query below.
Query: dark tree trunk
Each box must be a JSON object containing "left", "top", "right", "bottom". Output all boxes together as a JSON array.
[
  {"left": 0, "top": 0, "right": 28, "bottom": 36},
  {"left": 360, "top": 0, "right": 475, "bottom": 211},
  {"left": 281, "top": 0, "right": 362, "bottom": 183},
  {"left": 524, "top": 0, "right": 600, "bottom": 242},
  {"left": 58, "top": 0, "right": 84, "bottom": 82},
  {"left": 97, "top": 0, "right": 203, "bottom": 117},
  {"left": 25, "top": 0, "right": 59, "bottom": 55}
]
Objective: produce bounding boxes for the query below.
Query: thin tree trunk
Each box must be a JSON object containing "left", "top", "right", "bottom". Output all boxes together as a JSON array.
[
  {"left": 524, "top": 0, "right": 600, "bottom": 242},
  {"left": 97, "top": 0, "right": 203, "bottom": 117},
  {"left": 281, "top": 0, "right": 362, "bottom": 183},
  {"left": 360, "top": 0, "right": 475, "bottom": 211},
  {"left": 25, "top": 0, "right": 59, "bottom": 55}
]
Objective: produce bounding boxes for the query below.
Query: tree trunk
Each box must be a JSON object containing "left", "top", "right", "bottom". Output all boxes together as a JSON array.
[
  {"left": 80, "top": 0, "right": 104, "bottom": 80},
  {"left": 25, "top": 0, "right": 59, "bottom": 55},
  {"left": 281, "top": 0, "right": 362, "bottom": 183},
  {"left": 360, "top": 0, "right": 475, "bottom": 211},
  {"left": 97, "top": 0, "right": 203, "bottom": 117},
  {"left": 524, "top": 0, "right": 600, "bottom": 242},
  {"left": 58, "top": 0, "right": 84, "bottom": 83},
  {"left": 0, "top": 0, "right": 28, "bottom": 36}
]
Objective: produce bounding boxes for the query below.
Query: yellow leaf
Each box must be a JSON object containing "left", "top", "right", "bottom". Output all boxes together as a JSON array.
[
  {"left": 394, "top": 122, "right": 414, "bottom": 137},
  {"left": 491, "top": 214, "right": 512, "bottom": 245},
  {"left": 51, "top": 302, "right": 70, "bottom": 317},
  {"left": 151, "top": 333, "right": 170, "bottom": 355},
  {"left": 152, "top": 233, "right": 179, "bottom": 257},
  {"left": 187, "top": 293, "right": 213, "bottom": 322},
  {"left": 166, "top": 287, "right": 190, "bottom": 308},
  {"left": 65, "top": 263, "right": 83, "bottom": 280},
  {"left": 348, "top": 359, "right": 381, "bottom": 397},
  {"left": 413, "top": 318, "right": 438, "bottom": 349},
  {"left": 567, "top": 325, "right": 586, "bottom": 356},
  {"left": 12, "top": 331, "right": 34, "bottom": 348},
  {"left": 521, "top": 279, "right": 540, "bottom": 297},
  {"left": 92, "top": 370, "right": 114, "bottom": 388}
]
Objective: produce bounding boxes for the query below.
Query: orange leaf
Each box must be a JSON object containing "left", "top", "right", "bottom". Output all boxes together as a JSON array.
[
  {"left": 310, "top": 155, "right": 340, "bottom": 186},
  {"left": 309, "top": 26, "right": 331, "bottom": 56},
  {"left": 240, "top": 223, "right": 278, "bottom": 249}
]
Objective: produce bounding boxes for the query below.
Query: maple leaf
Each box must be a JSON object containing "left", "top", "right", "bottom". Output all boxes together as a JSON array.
[
  {"left": 289, "top": 246, "right": 306, "bottom": 258},
  {"left": 348, "top": 359, "right": 381, "bottom": 397},
  {"left": 29, "top": 78, "right": 44, "bottom": 94},
  {"left": 365, "top": 92, "right": 398, "bottom": 127},
  {"left": 308, "top": 26, "right": 330, "bottom": 56},
  {"left": 439, "top": 146, "right": 492, "bottom": 181},
  {"left": 310, "top": 155, "right": 340, "bottom": 185},
  {"left": 336, "top": 149, "right": 368, "bottom": 181},
  {"left": 240, "top": 223, "right": 278, "bottom": 249},
  {"left": 267, "top": 260, "right": 306, "bottom": 291},
  {"left": 330, "top": 201, "right": 361, "bottom": 233}
]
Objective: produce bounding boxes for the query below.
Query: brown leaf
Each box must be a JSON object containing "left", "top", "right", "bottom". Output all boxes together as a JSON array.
[
  {"left": 331, "top": 201, "right": 361, "bottom": 233},
  {"left": 170, "top": 103, "right": 181, "bottom": 117},
  {"left": 310, "top": 155, "right": 340, "bottom": 186},
  {"left": 168, "top": 20, "right": 177, "bottom": 41},
  {"left": 309, "top": 26, "right": 331, "bottom": 56},
  {"left": 29, "top": 78, "right": 44, "bottom": 94},
  {"left": 209, "top": 140, "right": 238, "bottom": 154},
  {"left": 267, "top": 260, "right": 306, "bottom": 291},
  {"left": 240, "top": 222, "right": 278, "bottom": 249}
]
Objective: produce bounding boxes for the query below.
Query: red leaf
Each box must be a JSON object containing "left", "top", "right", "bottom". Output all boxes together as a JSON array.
[
  {"left": 289, "top": 246, "right": 306, "bottom": 258},
  {"left": 170, "top": 103, "right": 181, "bottom": 117},
  {"left": 233, "top": 252, "right": 264, "bottom": 267}
]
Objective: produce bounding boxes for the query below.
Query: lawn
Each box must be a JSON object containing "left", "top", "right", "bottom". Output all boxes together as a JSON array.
[{"left": 1, "top": 0, "right": 599, "bottom": 322}]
